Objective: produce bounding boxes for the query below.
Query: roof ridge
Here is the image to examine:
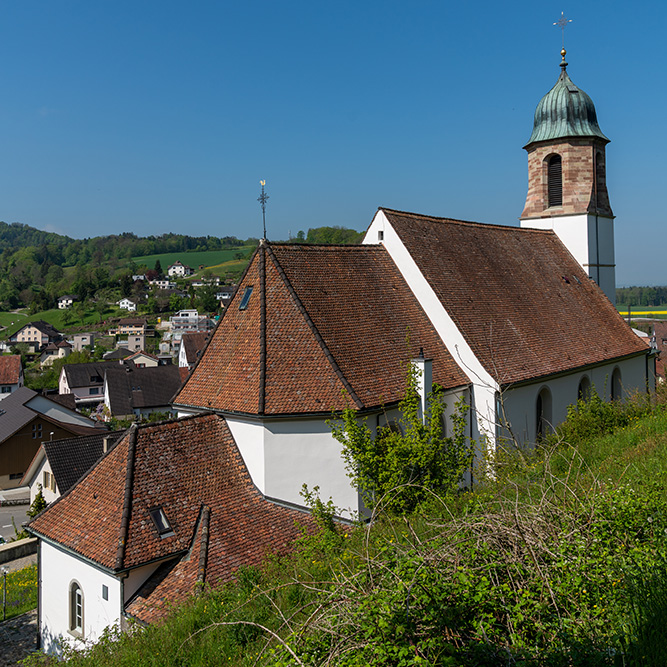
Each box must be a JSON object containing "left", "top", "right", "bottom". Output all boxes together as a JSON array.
[
  {"left": 380, "top": 207, "right": 556, "bottom": 235},
  {"left": 264, "top": 244, "right": 364, "bottom": 409},
  {"left": 115, "top": 425, "right": 138, "bottom": 571},
  {"left": 258, "top": 245, "right": 267, "bottom": 414}
]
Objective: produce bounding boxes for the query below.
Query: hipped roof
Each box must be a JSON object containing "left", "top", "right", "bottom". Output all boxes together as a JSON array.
[
  {"left": 174, "top": 243, "right": 468, "bottom": 415},
  {"left": 29, "top": 414, "right": 313, "bottom": 623}
]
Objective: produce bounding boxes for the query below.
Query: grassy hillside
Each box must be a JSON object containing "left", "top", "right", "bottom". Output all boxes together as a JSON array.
[
  {"left": 130, "top": 247, "right": 255, "bottom": 271},
  {"left": 25, "top": 390, "right": 667, "bottom": 666}
]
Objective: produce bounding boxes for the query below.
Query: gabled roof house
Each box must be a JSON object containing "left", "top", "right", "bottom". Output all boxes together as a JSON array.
[
  {"left": 28, "top": 415, "right": 313, "bottom": 652},
  {"left": 0, "top": 355, "right": 23, "bottom": 400}
]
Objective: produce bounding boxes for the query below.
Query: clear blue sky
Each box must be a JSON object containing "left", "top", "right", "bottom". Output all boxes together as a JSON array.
[{"left": 1, "top": 1, "right": 664, "bottom": 286}]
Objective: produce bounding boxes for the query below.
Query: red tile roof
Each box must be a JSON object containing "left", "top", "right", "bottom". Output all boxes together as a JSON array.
[
  {"left": 0, "top": 355, "right": 21, "bottom": 384},
  {"left": 175, "top": 243, "right": 468, "bottom": 414},
  {"left": 381, "top": 208, "right": 648, "bottom": 385},
  {"left": 29, "top": 414, "right": 313, "bottom": 618}
]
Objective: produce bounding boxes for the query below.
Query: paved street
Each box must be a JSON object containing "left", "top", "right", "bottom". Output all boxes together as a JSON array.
[{"left": 0, "top": 505, "right": 30, "bottom": 542}]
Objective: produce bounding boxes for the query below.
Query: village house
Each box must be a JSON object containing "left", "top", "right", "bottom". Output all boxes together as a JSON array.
[
  {"left": 57, "top": 295, "right": 78, "bottom": 310},
  {"left": 167, "top": 260, "right": 194, "bottom": 277},
  {"left": 21, "top": 430, "right": 125, "bottom": 505},
  {"left": 0, "top": 387, "right": 102, "bottom": 489},
  {"left": 39, "top": 340, "right": 73, "bottom": 367},
  {"left": 28, "top": 415, "right": 313, "bottom": 652},
  {"left": 0, "top": 355, "right": 24, "bottom": 400},
  {"left": 177, "top": 332, "right": 210, "bottom": 371},
  {"left": 9, "top": 321, "right": 62, "bottom": 354},
  {"left": 69, "top": 332, "right": 96, "bottom": 352},
  {"left": 118, "top": 298, "right": 137, "bottom": 312}
]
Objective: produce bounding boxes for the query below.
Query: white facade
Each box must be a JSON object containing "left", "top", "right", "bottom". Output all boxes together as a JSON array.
[
  {"left": 520, "top": 213, "right": 616, "bottom": 305},
  {"left": 118, "top": 299, "right": 136, "bottom": 312},
  {"left": 39, "top": 540, "right": 123, "bottom": 655},
  {"left": 167, "top": 262, "right": 193, "bottom": 277}
]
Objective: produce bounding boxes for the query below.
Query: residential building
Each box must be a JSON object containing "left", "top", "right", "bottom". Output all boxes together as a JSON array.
[
  {"left": 39, "top": 340, "right": 73, "bottom": 367},
  {"left": 57, "top": 295, "right": 78, "bottom": 310},
  {"left": 0, "top": 355, "right": 23, "bottom": 400},
  {"left": 21, "top": 431, "right": 125, "bottom": 505},
  {"left": 28, "top": 416, "right": 313, "bottom": 653},
  {"left": 167, "top": 260, "right": 194, "bottom": 277},
  {"left": 0, "top": 387, "right": 102, "bottom": 489},
  {"left": 9, "top": 321, "right": 62, "bottom": 354},
  {"left": 118, "top": 298, "right": 137, "bottom": 312},
  {"left": 177, "top": 332, "right": 210, "bottom": 370},
  {"left": 69, "top": 333, "right": 96, "bottom": 353}
]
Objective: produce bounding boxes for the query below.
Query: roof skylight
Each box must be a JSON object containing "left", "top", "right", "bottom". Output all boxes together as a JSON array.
[
  {"left": 239, "top": 286, "right": 253, "bottom": 311},
  {"left": 149, "top": 507, "right": 174, "bottom": 537}
]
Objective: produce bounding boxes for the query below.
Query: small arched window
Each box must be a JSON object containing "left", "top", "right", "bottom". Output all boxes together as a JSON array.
[
  {"left": 578, "top": 376, "right": 592, "bottom": 402},
  {"left": 611, "top": 368, "right": 622, "bottom": 401},
  {"left": 536, "top": 387, "right": 553, "bottom": 442},
  {"left": 69, "top": 581, "right": 83, "bottom": 636},
  {"left": 547, "top": 154, "right": 563, "bottom": 208}
]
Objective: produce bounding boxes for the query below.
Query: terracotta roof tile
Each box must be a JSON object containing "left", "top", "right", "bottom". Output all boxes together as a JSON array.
[
  {"left": 0, "top": 355, "right": 21, "bottom": 384},
  {"left": 29, "top": 415, "right": 313, "bottom": 586},
  {"left": 382, "top": 208, "right": 648, "bottom": 384},
  {"left": 175, "top": 243, "right": 467, "bottom": 414}
]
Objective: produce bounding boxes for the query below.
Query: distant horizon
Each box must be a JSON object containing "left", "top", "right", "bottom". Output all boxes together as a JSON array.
[{"left": 0, "top": 1, "right": 664, "bottom": 286}]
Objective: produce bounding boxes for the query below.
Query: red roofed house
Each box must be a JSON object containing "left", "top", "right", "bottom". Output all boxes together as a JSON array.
[
  {"left": 0, "top": 354, "right": 23, "bottom": 400},
  {"left": 28, "top": 415, "right": 312, "bottom": 653}
]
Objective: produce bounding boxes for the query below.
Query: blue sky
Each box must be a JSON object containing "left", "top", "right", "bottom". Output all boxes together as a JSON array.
[{"left": 0, "top": 1, "right": 665, "bottom": 285}]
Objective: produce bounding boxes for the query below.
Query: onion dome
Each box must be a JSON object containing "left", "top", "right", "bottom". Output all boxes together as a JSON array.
[{"left": 525, "top": 49, "right": 609, "bottom": 147}]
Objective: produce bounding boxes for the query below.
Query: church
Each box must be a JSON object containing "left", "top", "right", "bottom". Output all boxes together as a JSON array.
[{"left": 28, "top": 49, "right": 654, "bottom": 652}]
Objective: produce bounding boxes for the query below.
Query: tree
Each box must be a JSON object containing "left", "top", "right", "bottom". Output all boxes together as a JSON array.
[
  {"left": 27, "top": 484, "right": 48, "bottom": 518},
  {"left": 329, "top": 364, "right": 473, "bottom": 514},
  {"left": 154, "top": 259, "right": 163, "bottom": 277}
]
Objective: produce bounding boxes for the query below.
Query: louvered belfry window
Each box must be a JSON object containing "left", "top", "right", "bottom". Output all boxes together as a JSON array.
[{"left": 547, "top": 154, "right": 563, "bottom": 207}]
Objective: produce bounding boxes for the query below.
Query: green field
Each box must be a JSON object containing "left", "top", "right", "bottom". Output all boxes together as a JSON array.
[
  {"left": 130, "top": 247, "right": 255, "bottom": 271},
  {"left": 0, "top": 308, "right": 110, "bottom": 339}
]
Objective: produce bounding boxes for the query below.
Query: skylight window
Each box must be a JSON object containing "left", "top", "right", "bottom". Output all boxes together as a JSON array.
[
  {"left": 239, "top": 286, "right": 254, "bottom": 311},
  {"left": 149, "top": 507, "right": 174, "bottom": 537}
]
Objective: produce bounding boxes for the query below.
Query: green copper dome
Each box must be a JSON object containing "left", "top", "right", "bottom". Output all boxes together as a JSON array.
[{"left": 525, "top": 60, "right": 609, "bottom": 147}]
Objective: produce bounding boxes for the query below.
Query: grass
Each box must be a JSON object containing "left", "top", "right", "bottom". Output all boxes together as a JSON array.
[
  {"left": 1, "top": 564, "right": 37, "bottom": 622},
  {"left": 0, "top": 308, "right": 109, "bottom": 339},
  {"left": 130, "top": 247, "right": 255, "bottom": 271}
]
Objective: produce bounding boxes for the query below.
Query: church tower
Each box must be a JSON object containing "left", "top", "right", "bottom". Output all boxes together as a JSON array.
[{"left": 520, "top": 49, "right": 616, "bottom": 304}]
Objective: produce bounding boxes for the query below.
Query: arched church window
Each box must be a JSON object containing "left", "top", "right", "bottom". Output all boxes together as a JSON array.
[
  {"left": 611, "top": 368, "right": 622, "bottom": 401},
  {"left": 547, "top": 154, "right": 562, "bottom": 208},
  {"left": 536, "top": 387, "right": 553, "bottom": 442},
  {"left": 578, "top": 375, "right": 592, "bottom": 401},
  {"left": 69, "top": 581, "right": 84, "bottom": 636}
]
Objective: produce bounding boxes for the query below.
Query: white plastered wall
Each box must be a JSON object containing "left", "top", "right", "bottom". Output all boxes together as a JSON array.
[
  {"left": 500, "top": 355, "right": 650, "bottom": 447},
  {"left": 364, "top": 210, "right": 498, "bottom": 455},
  {"left": 40, "top": 541, "right": 121, "bottom": 655}
]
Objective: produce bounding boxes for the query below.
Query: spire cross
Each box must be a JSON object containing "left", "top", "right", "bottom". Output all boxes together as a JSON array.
[
  {"left": 553, "top": 12, "right": 572, "bottom": 49},
  {"left": 257, "top": 180, "right": 269, "bottom": 240}
]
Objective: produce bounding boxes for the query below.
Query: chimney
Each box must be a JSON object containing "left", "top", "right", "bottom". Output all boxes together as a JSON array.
[
  {"left": 411, "top": 348, "right": 432, "bottom": 425},
  {"left": 102, "top": 435, "right": 113, "bottom": 454}
]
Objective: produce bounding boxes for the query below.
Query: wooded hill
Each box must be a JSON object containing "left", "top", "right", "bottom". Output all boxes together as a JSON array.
[{"left": 0, "top": 221, "right": 363, "bottom": 313}]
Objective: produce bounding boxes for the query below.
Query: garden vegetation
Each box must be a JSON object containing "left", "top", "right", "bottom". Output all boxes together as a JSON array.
[{"left": 22, "top": 385, "right": 667, "bottom": 666}]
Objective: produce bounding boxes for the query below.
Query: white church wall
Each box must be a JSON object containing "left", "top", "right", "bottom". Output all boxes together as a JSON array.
[
  {"left": 40, "top": 540, "right": 121, "bottom": 655},
  {"left": 500, "top": 355, "right": 650, "bottom": 447},
  {"left": 364, "top": 210, "right": 499, "bottom": 452},
  {"left": 123, "top": 561, "right": 166, "bottom": 603},
  {"left": 225, "top": 418, "right": 266, "bottom": 494}
]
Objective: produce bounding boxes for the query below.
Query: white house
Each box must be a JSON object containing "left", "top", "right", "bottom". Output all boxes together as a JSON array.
[
  {"left": 28, "top": 416, "right": 312, "bottom": 654},
  {"left": 118, "top": 298, "right": 136, "bottom": 312},
  {"left": 57, "top": 295, "right": 78, "bottom": 310},
  {"left": 167, "top": 261, "right": 194, "bottom": 277}
]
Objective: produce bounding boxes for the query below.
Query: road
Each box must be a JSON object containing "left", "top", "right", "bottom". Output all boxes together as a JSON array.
[{"left": 0, "top": 505, "right": 30, "bottom": 542}]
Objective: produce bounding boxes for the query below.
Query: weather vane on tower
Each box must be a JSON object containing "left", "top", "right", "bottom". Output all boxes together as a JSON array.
[
  {"left": 553, "top": 12, "right": 572, "bottom": 67},
  {"left": 257, "top": 180, "right": 269, "bottom": 240}
]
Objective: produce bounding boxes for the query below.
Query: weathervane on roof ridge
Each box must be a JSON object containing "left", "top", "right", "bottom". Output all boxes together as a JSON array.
[
  {"left": 554, "top": 12, "right": 572, "bottom": 68},
  {"left": 257, "top": 180, "right": 269, "bottom": 240}
]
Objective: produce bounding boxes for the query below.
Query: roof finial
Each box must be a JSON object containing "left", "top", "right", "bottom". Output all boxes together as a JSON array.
[
  {"left": 553, "top": 12, "right": 572, "bottom": 69},
  {"left": 257, "top": 180, "right": 269, "bottom": 240}
]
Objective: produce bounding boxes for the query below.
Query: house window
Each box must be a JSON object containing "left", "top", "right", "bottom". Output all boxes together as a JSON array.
[
  {"left": 102, "top": 585, "right": 109, "bottom": 601},
  {"left": 32, "top": 424, "right": 42, "bottom": 439},
  {"left": 536, "top": 387, "right": 553, "bottom": 442},
  {"left": 89, "top": 388, "right": 99, "bottom": 395},
  {"left": 69, "top": 582, "right": 84, "bottom": 636},
  {"left": 547, "top": 154, "right": 562, "bottom": 208},
  {"left": 1, "top": 386, "right": 11, "bottom": 393},
  {"left": 611, "top": 368, "right": 622, "bottom": 401}
]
